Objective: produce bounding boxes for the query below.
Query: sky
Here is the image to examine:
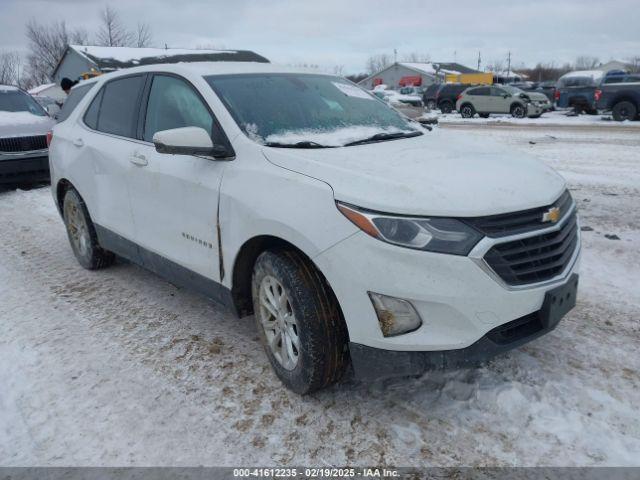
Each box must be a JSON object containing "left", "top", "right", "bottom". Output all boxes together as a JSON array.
[{"left": 0, "top": 0, "right": 639, "bottom": 74}]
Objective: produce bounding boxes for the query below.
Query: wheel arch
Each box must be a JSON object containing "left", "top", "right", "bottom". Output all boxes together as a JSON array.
[
  {"left": 612, "top": 95, "right": 638, "bottom": 110},
  {"left": 55, "top": 178, "right": 74, "bottom": 216},
  {"left": 230, "top": 235, "right": 344, "bottom": 323}
]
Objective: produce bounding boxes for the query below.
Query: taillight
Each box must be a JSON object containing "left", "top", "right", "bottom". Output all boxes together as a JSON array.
[
  {"left": 456, "top": 94, "right": 462, "bottom": 101},
  {"left": 594, "top": 89, "right": 602, "bottom": 101},
  {"left": 554, "top": 90, "right": 560, "bottom": 100},
  {"left": 46, "top": 130, "right": 53, "bottom": 147}
]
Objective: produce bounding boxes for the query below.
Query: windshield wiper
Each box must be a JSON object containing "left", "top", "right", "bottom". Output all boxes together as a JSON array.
[
  {"left": 263, "top": 141, "right": 334, "bottom": 149},
  {"left": 343, "top": 130, "right": 422, "bottom": 147}
]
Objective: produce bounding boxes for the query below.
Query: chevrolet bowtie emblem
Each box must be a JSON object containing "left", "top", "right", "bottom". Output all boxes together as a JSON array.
[{"left": 542, "top": 206, "right": 561, "bottom": 223}]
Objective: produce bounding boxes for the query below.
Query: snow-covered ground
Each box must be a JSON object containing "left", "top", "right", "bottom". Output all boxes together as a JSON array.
[
  {"left": 1, "top": 124, "right": 639, "bottom": 467},
  {"left": 432, "top": 109, "right": 640, "bottom": 128}
]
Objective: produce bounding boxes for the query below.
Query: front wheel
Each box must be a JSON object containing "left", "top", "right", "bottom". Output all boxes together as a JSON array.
[
  {"left": 426, "top": 99, "right": 436, "bottom": 110},
  {"left": 252, "top": 250, "right": 349, "bottom": 394},
  {"left": 62, "top": 188, "right": 114, "bottom": 270},
  {"left": 460, "top": 104, "right": 475, "bottom": 118},
  {"left": 612, "top": 101, "right": 637, "bottom": 122},
  {"left": 511, "top": 103, "right": 526, "bottom": 118},
  {"left": 440, "top": 101, "right": 453, "bottom": 114}
]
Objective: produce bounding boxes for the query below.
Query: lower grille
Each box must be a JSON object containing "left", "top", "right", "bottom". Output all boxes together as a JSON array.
[
  {"left": 483, "top": 211, "right": 579, "bottom": 286},
  {"left": 0, "top": 135, "right": 48, "bottom": 153}
]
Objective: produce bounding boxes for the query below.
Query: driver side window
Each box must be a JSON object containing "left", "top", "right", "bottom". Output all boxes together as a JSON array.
[
  {"left": 491, "top": 88, "right": 507, "bottom": 96},
  {"left": 143, "top": 75, "right": 214, "bottom": 143}
]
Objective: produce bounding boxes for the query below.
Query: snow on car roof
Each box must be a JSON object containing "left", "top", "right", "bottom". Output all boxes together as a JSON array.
[
  {"left": 28, "top": 83, "right": 57, "bottom": 95},
  {"left": 560, "top": 69, "right": 605, "bottom": 80},
  {"left": 0, "top": 85, "right": 20, "bottom": 92}
]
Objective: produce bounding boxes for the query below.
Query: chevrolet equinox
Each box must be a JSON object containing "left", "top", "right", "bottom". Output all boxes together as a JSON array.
[{"left": 49, "top": 63, "right": 581, "bottom": 394}]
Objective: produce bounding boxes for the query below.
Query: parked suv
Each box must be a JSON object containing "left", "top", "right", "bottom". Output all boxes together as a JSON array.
[
  {"left": 435, "top": 83, "right": 478, "bottom": 113},
  {"left": 595, "top": 73, "right": 640, "bottom": 121},
  {"left": 457, "top": 85, "right": 552, "bottom": 118},
  {"left": 0, "top": 85, "right": 55, "bottom": 184},
  {"left": 50, "top": 63, "right": 580, "bottom": 394}
]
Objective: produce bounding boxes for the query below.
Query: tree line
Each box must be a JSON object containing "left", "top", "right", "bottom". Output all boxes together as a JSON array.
[{"left": 0, "top": 5, "right": 152, "bottom": 89}]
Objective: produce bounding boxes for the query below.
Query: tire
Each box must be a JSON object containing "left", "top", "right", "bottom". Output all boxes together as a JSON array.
[
  {"left": 426, "top": 99, "right": 436, "bottom": 110},
  {"left": 62, "top": 188, "right": 115, "bottom": 270},
  {"left": 612, "top": 101, "right": 637, "bottom": 122},
  {"left": 251, "top": 249, "right": 349, "bottom": 394},
  {"left": 460, "top": 103, "right": 475, "bottom": 118},
  {"left": 479, "top": 113, "right": 490, "bottom": 118},
  {"left": 511, "top": 103, "right": 526, "bottom": 118},
  {"left": 439, "top": 101, "right": 453, "bottom": 114}
]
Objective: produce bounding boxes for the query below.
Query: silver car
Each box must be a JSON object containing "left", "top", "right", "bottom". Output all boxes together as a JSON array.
[
  {"left": 456, "top": 85, "right": 552, "bottom": 119},
  {"left": 0, "top": 85, "right": 56, "bottom": 184}
]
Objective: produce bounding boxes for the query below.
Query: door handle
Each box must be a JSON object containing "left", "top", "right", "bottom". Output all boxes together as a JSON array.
[
  {"left": 130, "top": 152, "right": 148, "bottom": 166},
  {"left": 72, "top": 138, "right": 84, "bottom": 147}
]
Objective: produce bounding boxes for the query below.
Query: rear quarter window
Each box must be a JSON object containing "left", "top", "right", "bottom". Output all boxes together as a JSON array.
[{"left": 56, "top": 83, "right": 94, "bottom": 122}]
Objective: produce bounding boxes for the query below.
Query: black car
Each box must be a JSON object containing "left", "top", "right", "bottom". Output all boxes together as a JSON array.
[{"left": 435, "top": 83, "right": 479, "bottom": 113}]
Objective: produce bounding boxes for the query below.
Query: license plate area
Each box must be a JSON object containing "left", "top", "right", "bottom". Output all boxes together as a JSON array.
[{"left": 540, "top": 274, "right": 579, "bottom": 329}]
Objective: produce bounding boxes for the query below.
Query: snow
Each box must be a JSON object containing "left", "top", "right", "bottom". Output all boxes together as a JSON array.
[
  {"left": 401, "top": 62, "right": 461, "bottom": 76},
  {"left": 431, "top": 109, "right": 640, "bottom": 127},
  {"left": 70, "top": 45, "right": 235, "bottom": 64},
  {"left": 263, "top": 125, "right": 414, "bottom": 147},
  {"left": 1, "top": 123, "right": 640, "bottom": 466},
  {"left": 560, "top": 69, "right": 605, "bottom": 81},
  {"left": 0, "top": 111, "right": 50, "bottom": 127},
  {"left": 28, "top": 83, "right": 56, "bottom": 95},
  {"left": 0, "top": 85, "right": 19, "bottom": 92}
]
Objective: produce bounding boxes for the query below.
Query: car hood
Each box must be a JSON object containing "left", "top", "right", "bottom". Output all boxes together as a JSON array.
[
  {"left": 262, "top": 128, "right": 566, "bottom": 217},
  {"left": 0, "top": 111, "right": 55, "bottom": 138}
]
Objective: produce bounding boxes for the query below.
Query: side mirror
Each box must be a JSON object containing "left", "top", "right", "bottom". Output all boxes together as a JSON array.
[{"left": 153, "top": 127, "right": 230, "bottom": 157}]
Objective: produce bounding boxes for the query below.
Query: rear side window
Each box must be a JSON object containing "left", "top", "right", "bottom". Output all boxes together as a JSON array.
[
  {"left": 469, "top": 87, "right": 490, "bottom": 96},
  {"left": 96, "top": 75, "right": 145, "bottom": 138},
  {"left": 57, "top": 83, "right": 94, "bottom": 122},
  {"left": 143, "top": 75, "right": 214, "bottom": 142},
  {"left": 83, "top": 89, "right": 103, "bottom": 130}
]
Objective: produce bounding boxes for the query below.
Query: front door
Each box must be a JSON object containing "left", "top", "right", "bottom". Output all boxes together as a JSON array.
[
  {"left": 490, "top": 87, "right": 511, "bottom": 113},
  {"left": 126, "top": 74, "right": 228, "bottom": 281}
]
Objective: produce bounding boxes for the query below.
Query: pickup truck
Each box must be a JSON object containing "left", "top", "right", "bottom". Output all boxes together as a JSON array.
[
  {"left": 554, "top": 70, "right": 602, "bottom": 114},
  {"left": 595, "top": 73, "right": 640, "bottom": 121}
]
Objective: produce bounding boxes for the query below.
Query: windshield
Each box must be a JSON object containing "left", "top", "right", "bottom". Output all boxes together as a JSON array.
[
  {"left": 0, "top": 89, "right": 47, "bottom": 116},
  {"left": 205, "top": 73, "right": 420, "bottom": 147},
  {"left": 558, "top": 76, "right": 598, "bottom": 88}
]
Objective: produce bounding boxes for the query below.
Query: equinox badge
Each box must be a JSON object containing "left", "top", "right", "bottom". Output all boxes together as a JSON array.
[{"left": 542, "top": 206, "right": 561, "bottom": 223}]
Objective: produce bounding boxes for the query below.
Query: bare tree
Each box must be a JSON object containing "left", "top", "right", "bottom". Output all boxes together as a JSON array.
[
  {"left": 487, "top": 59, "right": 505, "bottom": 73},
  {"left": 97, "top": 5, "right": 134, "bottom": 47},
  {"left": 365, "top": 53, "right": 393, "bottom": 74},
  {"left": 401, "top": 52, "right": 431, "bottom": 63},
  {"left": 24, "top": 19, "right": 88, "bottom": 87},
  {"left": 626, "top": 56, "right": 640, "bottom": 73},
  {"left": 0, "top": 51, "right": 21, "bottom": 86},
  {"left": 332, "top": 65, "right": 345, "bottom": 76},
  {"left": 135, "top": 22, "right": 153, "bottom": 48},
  {"left": 574, "top": 55, "right": 600, "bottom": 70}
]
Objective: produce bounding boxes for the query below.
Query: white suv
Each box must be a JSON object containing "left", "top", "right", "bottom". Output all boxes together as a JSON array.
[{"left": 49, "top": 63, "right": 580, "bottom": 394}]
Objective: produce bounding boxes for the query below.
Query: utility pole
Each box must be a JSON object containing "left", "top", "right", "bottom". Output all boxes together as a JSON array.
[
  {"left": 394, "top": 48, "right": 397, "bottom": 64},
  {"left": 477, "top": 51, "right": 481, "bottom": 71},
  {"left": 507, "top": 51, "right": 511, "bottom": 79}
]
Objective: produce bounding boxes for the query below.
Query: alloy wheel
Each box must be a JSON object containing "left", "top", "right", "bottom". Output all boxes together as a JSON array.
[{"left": 258, "top": 275, "right": 300, "bottom": 370}]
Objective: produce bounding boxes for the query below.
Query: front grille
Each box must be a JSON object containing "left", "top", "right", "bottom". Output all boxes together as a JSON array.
[
  {"left": 464, "top": 190, "right": 573, "bottom": 238},
  {"left": 483, "top": 211, "right": 579, "bottom": 286},
  {"left": 0, "top": 135, "right": 48, "bottom": 153}
]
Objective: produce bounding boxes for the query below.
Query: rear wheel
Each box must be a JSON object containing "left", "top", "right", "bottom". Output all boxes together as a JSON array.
[
  {"left": 612, "top": 101, "right": 637, "bottom": 122},
  {"left": 511, "top": 103, "right": 526, "bottom": 118},
  {"left": 439, "top": 101, "right": 453, "bottom": 114},
  {"left": 426, "top": 99, "right": 436, "bottom": 110},
  {"left": 460, "top": 104, "right": 475, "bottom": 118},
  {"left": 62, "top": 188, "right": 114, "bottom": 270},
  {"left": 252, "top": 250, "right": 349, "bottom": 394}
]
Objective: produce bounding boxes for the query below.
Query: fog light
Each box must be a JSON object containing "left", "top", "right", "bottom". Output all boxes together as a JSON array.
[{"left": 368, "top": 292, "right": 422, "bottom": 337}]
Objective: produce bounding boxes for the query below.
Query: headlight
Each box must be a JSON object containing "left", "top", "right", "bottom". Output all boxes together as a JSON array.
[{"left": 337, "top": 202, "right": 483, "bottom": 255}]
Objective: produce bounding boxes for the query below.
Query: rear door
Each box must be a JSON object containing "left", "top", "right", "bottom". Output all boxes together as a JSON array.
[
  {"left": 126, "top": 73, "right": 230, "bottom": 281},
  {"left": 75, "top": 75, "right": 146, "bottom": 246},
  {"left": 490, "top": 87, "right": 511, "bottom": 113},
  {"left": 468, "top": 87, "right": 490, "bottom": 111}
]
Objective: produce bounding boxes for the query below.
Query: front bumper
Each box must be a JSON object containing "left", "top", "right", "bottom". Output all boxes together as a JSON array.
[
  {"left": 314, "top": 208, "right": 581, "bottom": 357},
  {"left": 351, "top": 274, "right": 578, "bottom": 380},
  {"left": 0, "top": 151, "right": 50, "bottom": 184}
]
